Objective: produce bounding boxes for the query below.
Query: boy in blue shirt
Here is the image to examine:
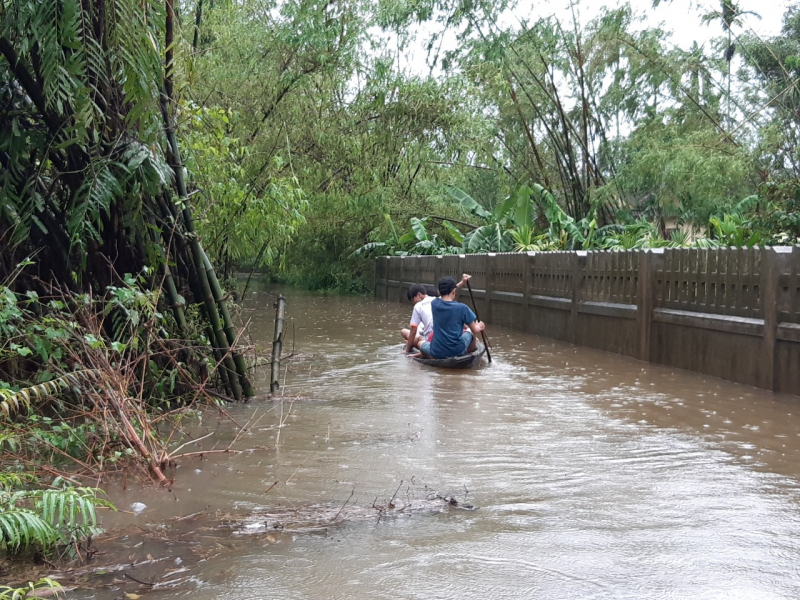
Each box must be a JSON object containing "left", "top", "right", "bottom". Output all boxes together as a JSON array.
[{"left": 416, "top": 276, "right": 486, "bottom": 359}]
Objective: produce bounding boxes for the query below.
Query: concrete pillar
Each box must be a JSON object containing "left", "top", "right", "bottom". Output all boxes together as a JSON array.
[
  {"left": 524, "top": 252, "right": 535, "bottom": 333},
  {"left": 434, "top": 255, "right": 443, "bottom": 287},
  {"left": 397, "top": 256, "right": 405, "bottom": 303},
  {"left": 457, "top": 254, "right": 466, "bottom": 301},
  {"left": 385, "top": 258, "right": 390, "bottom": 300},
  {"left": 486, "top": 252, "right": 496, "bottom": 323},
  {"left": 569, "top": 251, "right": 587, "bottom": 344},
  {"left": 637, "top": 249, "right": 663, "bottom": 362},
  {"left": 763, "top": 247, "right": 791, "bottom": 390}
]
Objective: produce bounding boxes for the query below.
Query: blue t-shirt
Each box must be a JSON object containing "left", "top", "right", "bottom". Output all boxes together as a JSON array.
[{"left": 429, "top": 298, "right": 477, "bottom": 359}]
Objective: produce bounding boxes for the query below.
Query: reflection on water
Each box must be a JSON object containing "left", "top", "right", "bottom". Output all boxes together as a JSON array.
[{"left": 89, "top": 286, "right": 800, "bottom": 599}]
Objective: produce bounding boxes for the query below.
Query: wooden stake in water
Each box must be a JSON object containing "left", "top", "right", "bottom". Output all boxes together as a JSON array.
[{"left": 270, "top": 295, "right": 286, "bottom": 393}]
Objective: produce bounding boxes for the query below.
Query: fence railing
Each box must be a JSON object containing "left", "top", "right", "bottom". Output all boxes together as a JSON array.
[{"left": 374, "top": 247, "right": 800, "bottom": 396}]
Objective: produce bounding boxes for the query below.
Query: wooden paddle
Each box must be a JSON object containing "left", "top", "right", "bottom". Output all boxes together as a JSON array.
[{"left": 465, "top": 279, "right": 492, "bottom": 363}]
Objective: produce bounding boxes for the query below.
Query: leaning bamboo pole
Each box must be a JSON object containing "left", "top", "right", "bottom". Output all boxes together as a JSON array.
[
  {"left": 201, "top": 248, "right": 255, "bottom": 396},
  {"left": 146, "top": 214, "right": 188, "bottom": 335},
  {"left": 151, "top": 196, "right": 236, "bottom": 394},
  {"left": 159, "top": 98, "right": 242, "bottom": 401},
  {"left": 161, "top": 0, "right": 245, "bottom": 400}
]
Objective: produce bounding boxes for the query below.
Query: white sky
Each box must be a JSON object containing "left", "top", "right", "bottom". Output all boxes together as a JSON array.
[
  {"left": 586, "top": 0, "right": 786, "bottom": 49},
  {"left": 393, "top": 0, "right": 790, "bottom": 75}
]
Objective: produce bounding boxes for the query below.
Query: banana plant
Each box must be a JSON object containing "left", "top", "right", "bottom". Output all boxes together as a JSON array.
[
  {"left": 353, "top": 216, "right": 461, "bottom": 256},
  {"left": 709, "top": 214, "right": 761, "bottom": 247},
  {"left": 445, "top": 183, "right": 597, "bottom": 251}
]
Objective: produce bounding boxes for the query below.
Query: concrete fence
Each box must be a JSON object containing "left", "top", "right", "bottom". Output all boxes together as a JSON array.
[{"left": 374, "top": 247, "right": 800, "bottom": 396}]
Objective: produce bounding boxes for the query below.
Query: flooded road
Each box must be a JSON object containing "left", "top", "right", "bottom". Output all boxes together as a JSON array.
[{"left": 87, "top": 287, "right": 800, "bottom": 599}]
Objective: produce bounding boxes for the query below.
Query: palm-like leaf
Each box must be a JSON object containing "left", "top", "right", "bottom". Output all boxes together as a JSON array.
[
  {"left": 0, "top": 485, "right": 113, "bottom": 553},
  {"left": 0, "top": 509, "right": 56, "bottom": 552},
  {"left": 445, "top": 185, "right": 492, "bottom": 220},
  {"left": 351, "top": 242, "right": 388, "bottom": 257},
  {"left": 410, "top": 217, "right": 430, "bottom": 242},
  {"left": 442, "top": 220, "right": 464, "bottom": 245}
]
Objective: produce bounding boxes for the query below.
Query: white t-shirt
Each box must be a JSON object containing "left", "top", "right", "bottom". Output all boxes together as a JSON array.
[{"left": 410, "top": 295, "right": 434, "bottom": 338}]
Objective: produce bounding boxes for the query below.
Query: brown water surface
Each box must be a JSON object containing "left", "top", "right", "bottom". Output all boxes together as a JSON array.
[{"left": 81, "top": 286, "right": 800, "bottom": 599}]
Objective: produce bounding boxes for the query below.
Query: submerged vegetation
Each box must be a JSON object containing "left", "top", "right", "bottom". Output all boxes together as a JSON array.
[{"left": 1, "top": 0, "right": 800, "bottom": 583}]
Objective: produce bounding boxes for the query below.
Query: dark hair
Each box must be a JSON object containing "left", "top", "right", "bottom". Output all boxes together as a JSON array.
[
  {"left": 438, "top": 276, "right": 457, "bottom": 296},
  {"left": 407, "top": 284, "right": 427, "bottom": 301},
  {"left": 424, "top": 285, "right": 439, "bottom": 297}
]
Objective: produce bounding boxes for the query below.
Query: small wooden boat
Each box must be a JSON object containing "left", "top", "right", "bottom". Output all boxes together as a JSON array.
[{"left": 411, "top": 343, "right": 486, "bottom": 369}]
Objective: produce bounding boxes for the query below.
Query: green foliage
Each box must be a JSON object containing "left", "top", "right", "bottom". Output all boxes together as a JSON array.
[
  {"left": 0, "top": 275, "right": 166, "bottom": 386},
  {"left": 0, "top": 578, "right": 63, "bottom": 600},
  {"left": 0, "top": 478, "right": 113, "bottom": 555},
  {"left": 0, "top": 274, "right": 214, "bottom": 476},
  {"left": 354, "top": 215, "right": 462, "bottom": 257},
  {"left": 709, "top": 214, "right": 761, "bottom": 247},
  {"left": 444, "top": 184, "right": 601, "bottom": 252},
  {"left": 364, "top": 180, "right": 756, "bottom": 256},
  {"left": 183, "top": 105, "right": 307, "bottom": 277},
  {"left": 0, "top": 0, "right": 171, "bottom": 285},
  {"left": 602, "top": 123, "right": 754, "bottom": 225},
  {"left": 0, "top": 371, "right": 100, "bottom": 419}
]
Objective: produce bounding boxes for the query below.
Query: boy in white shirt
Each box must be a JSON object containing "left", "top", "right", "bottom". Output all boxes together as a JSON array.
[
  {"left": 401, "top": 284, "right": 434, "bottom": 353},
  {"left": 401, "top": 275, "right": 471, "bottom": 353}
]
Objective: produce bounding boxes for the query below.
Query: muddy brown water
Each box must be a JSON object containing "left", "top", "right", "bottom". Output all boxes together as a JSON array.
[{"left": 72, "top": 286, "right": 800, "bottom": 599}]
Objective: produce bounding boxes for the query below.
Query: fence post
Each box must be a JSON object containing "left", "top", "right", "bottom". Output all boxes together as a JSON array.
[
  {"left": 375, "top": 256, "right": 388, "bottom": 300},
  {"left": 385, "top": 257, "right": 390, "bottom": 300},
  {"left": 434, "top": 255, "right": 443, "bottom": 287},
  {"left": 762, "top": 247, "right": 790, "bottom": 390},
  {"left": 486, "top": 253, "right": 496, "bottom": 324},
  {"left": 569, "top": 251, "right": 587, "bottom": 344},
  {"left": 644, "top": 249, "right": 664, "bottom": 362},
  {"left": 524, "top": 252, "right": 534, "bottom": 333},
  {"left": 458, "top": 254, "right": 466, "bottom": 300},
  {"left": 637, "top": 250, "right": 655, "bottom": 361},
  {"left": 392, "top": 256, "right": 402, "bottom": 302},
  {"left": 399, "top": 256, "right": 409, "bottom": 303}
]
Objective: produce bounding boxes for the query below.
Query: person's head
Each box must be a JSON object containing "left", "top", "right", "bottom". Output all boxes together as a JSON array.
[
  {"left": 437, "top": 276, "right": 458, "bottom": 299},
  {"left": 407, "top": 283, "right": 427, "bottom": 303},
  {"left": 424, "top": 285, "right": 439, "bottom": 297}
]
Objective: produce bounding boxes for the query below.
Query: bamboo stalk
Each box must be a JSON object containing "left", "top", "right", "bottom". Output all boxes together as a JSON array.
[
  {"left": 159, "top": 93, "right": 242, "bottom": 400},
  {"left": 146, "top": 213, "right": 188, "bottom": 335},
  {"left": 270, "top": 295, "right": 286, "bottom": 393},
  {"left": 161, "top": 0, "right": 242, "bottom": 399},
  {"left": 201, "top": 248, "right": 255, "bottom": 396}
]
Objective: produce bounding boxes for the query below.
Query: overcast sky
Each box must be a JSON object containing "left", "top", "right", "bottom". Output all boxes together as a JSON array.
[
  {"left": 393, "top": 0, "right": 790, "bottom": 75},
  {"left": 575, "top": 0, "right": 786, "bottom": 49}
]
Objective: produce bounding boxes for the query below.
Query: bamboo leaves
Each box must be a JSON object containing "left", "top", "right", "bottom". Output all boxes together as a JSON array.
[{"left": 0, "top": 370, "right": 101, "bottom": 419}]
